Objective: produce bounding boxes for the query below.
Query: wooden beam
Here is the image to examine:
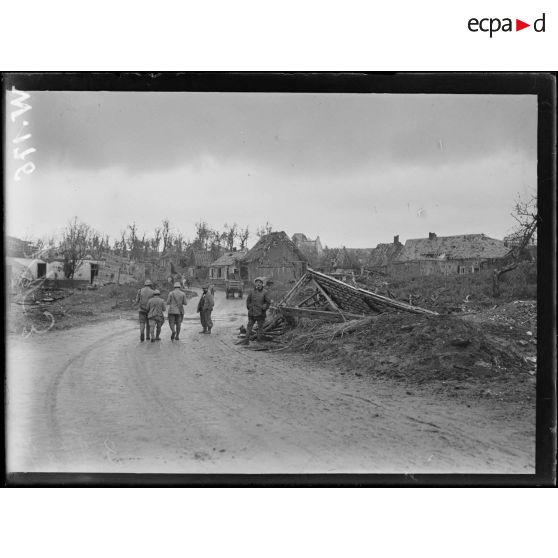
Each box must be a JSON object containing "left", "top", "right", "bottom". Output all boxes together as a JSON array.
[
  {"left": 279, "top": 273, "right": 310, "bottom": 306},
  {"left": 358, "top": 290, "right": 438, "bottom": 315},
  {"left": 311, "top": 278, "right": 347, "bottom": 321},
  {"left": 297, "top": 289, "right": 321, "bottom": 308}
]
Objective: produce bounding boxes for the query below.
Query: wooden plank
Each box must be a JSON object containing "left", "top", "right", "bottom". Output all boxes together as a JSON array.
[
  {"left": 311, "top": 278, "right": 347, "bottom": 321},
  {"left": 358, "top": 290, "right": 439, "bottom": 316},
  {"left": 296, "top": 289, "right": 321, "bottom": 308},
  {"left": 279, "top": 273, "right": 310, "bottom": 306},
  {"left": 278, "top": 306, "right": 366, "bottom": 322}
]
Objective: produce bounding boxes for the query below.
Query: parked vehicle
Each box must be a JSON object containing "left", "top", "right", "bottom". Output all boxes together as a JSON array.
[{"left": 225, "top": 279, "right": 243, "bottom": 299}]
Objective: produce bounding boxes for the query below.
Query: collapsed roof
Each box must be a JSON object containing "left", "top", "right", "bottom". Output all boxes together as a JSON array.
[{"left": 276, "top": 268, "right": 438, "bottom": 321}]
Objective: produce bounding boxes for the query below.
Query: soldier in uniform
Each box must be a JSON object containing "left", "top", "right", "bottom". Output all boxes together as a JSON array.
[
  {"left": 197, "top": 284, "right": 214, "bottom": 334},
  {"left": 135, "top": 279, "right": 155, "bottom": 342},
  {"left": 243, "top": 277, "right": 271, "bottom": 345},
  {"left": 167, "top": 281, "right": 188, "bottom": 341},
  {"left": 146, "top": 289, "right": 166, "bottom": 342}
]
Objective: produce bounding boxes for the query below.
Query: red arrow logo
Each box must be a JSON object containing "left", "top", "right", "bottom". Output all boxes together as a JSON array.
[{"left": 516, "top": 19, "right": 530, "bottom": 31}]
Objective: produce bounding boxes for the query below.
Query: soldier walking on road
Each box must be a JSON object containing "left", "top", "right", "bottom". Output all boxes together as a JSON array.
[
  {"left": 167, "top": 281, "right": 188, "bottom": 341},
  {"left": 135, "top": 279, "right": 155, "bottom": 342},
  {"left": 243, "top": 277, "right": 271, "bottom": 345},
  {"left": 146, "top": 289, "right": 166, "bottom": 342},
  {"left": 197, "top": 284, "right": 214, "bottom": 334}
]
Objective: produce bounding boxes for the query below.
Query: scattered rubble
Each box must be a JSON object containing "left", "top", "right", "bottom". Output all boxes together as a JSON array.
[
  {"left": 239, "top": 269, "right": 537, "bottom": 404},
  {"left": 462, "top": 300, "right": 537, "bottom": 335},
  {"left": 288, "top": 311, "right": 531, "bottom": 401}
]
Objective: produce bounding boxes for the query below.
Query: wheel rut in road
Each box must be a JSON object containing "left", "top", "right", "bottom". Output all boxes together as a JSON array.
[{"left": 7, "top": 291, "right": 535, "bottom": 474}]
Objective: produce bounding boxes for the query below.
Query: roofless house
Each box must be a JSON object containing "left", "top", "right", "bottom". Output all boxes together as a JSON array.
[{"left": 389, "top": 233, "right": 510, "bottom": 277}]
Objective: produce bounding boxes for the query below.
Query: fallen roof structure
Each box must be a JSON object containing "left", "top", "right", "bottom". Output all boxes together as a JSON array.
[{"left": 275, "top": 268, "right": 438, "bottom": 322}]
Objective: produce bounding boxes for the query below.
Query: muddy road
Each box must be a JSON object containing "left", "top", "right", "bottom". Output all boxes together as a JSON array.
[{"left": 7, "top": 289, "right": 535, "bottom": 474}]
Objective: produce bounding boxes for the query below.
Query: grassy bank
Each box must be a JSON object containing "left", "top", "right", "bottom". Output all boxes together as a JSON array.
[{"left": 7, "top": 282, "right": 198, "bottom": 335}]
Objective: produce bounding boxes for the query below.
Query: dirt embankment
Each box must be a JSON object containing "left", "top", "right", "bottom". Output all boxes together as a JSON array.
[
  {"left": 254, "top": 299, "right": 537, "bottom": 409},
  {"left": 7, "top": 283, "right": 198, "bottom": 335},
  {"left": 247, "top": 264, "right": 537, "bottom": 407}
]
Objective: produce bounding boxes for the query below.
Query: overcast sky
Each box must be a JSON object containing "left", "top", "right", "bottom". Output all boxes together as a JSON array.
[{"left": 5, "top": 91, "right": 536, "bottom": 248}]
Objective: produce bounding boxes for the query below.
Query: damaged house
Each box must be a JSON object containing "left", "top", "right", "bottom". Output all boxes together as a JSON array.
[
  {"left": 6, "top": 257, "right": 47, "bottom": 289},
  {"left": 183, "top": 249, "right": 214, "bottom": 281},
  {"left": 209, "top": 249, "right": 247, "bottom": 283},
  {"left": 291, "top": 233, "right": 324, "bottom": 268},
  {"left": 239, "top": 231, "right": 308, "bottom": 285},
  {"left": 363, "top": 235, "right": 405, "bottom": 274},
  {"left": 6, "top": 236, "right": 37, "bottom": 258},
  {"left": 388, "top": 232, "right": 510, "bottom": 277},
  {"left": 71, "top": 258, "right": 102, "bottom": 283},
  {"left": 321, "top": 246, "right": 361, "bottom": 279}
]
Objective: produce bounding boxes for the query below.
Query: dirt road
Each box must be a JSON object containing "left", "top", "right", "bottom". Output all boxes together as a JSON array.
[{"left": 6, "top": 289, "right": 535, "bottom": 474}]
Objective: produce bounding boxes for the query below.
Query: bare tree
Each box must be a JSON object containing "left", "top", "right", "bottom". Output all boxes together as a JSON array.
[
  {"left": 31, "top": 235, "right": 56, "bottom": 259},
  {"left": 89, "top": 232, "right": 112, "bottom": 260},
  {"left": 193, "top": 221, "right": 212, "bottom": 250},
  {"left": 90, "top": 233, "right": 103, "bottom": 260},
  {"left": 60, "top": 217, "right": 94, "bottom": 279},
  {"left": 173, "top": 232, "right": 185, "bottom": 253},
  {"left": 493, "top": 193, "right": 538, "bottom": 297},
  {"left": 151, "top": 226, "right": 162, "bottom": 254},
  {"left": 126, "top": 222, "right": 140, "bottom": 259},
  {"left": 118, "top": 230, "right": 128, "bottom": 256},
  {"left": 509, "top": 193, "right": 538, "bottom": 253},
  {"left": 161, "top": 219, "right": 172, "bottom": 253},
  {"left": 256, "top": 221, "right": 273, "bottom": 238},
  {"left": 140, "top": 233, "right": 149, "bottom": 257},
  {"left": 207, "top": 228, "right": 226, "bottom": 260},
  {"left": 223, "top": 222, "right": 238, "bottom": 250},
  {"left": 238, "top": 226, "right": 250, "bottom": 250}
]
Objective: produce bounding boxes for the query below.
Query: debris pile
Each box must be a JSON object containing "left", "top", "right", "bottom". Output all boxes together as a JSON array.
[
  {"left": 240, "top": 271, "right": 537, "bottom": 403},
  {"left": 463, "top": 300, "right": 536, "bottom": 334},
  {"left": 235, "top": 315, "right": 290, "bottom": 346},
  {"left": 13, "top": 288, "right": 67, "bottom": 306},
  {"left": 271, "top": 315, "right": 377, "bottom": 351},
  {"left": 267, "top": 310, "right": 536, "bottom": 401}
]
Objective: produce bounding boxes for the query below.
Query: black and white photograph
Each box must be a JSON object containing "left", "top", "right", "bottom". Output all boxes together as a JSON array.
[{"left": 3, "top": 73, "right": 555, "bottom": 484}]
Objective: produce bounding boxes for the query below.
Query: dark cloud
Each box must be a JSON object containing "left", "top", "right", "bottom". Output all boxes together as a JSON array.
[
  {"left": 7, "top": 91, "right": 536, "bottom": 246},
  {"left": 29, "top": 92, "right": 536, "bottom": 175}
]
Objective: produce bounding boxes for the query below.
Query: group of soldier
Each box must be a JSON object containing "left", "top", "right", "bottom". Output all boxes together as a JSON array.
[
  {"left": 135, "top": 280, "right": 214, "bottom": 342},
  {"left": 134, "top": 277, "right": 270, "bottom": 345}
]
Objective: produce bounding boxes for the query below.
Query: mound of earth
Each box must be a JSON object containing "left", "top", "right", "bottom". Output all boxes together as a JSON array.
[{"left": 279, "top": 306, "right": 536, "bottom": 404}]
